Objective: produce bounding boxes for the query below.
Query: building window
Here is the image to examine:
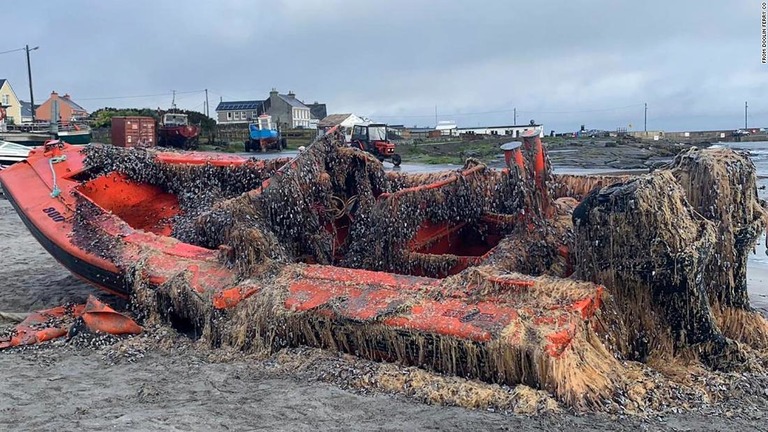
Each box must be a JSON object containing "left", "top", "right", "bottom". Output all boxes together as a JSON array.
[
  {"left": 227, "top": 112, "right": 232, "bottom": 120},
  {"left": 1, "top": 94, "right": 8, "bottom": 105},
  {"left": 242, "top": 111, "right": 247, "bottom": 120},
  {"left": 253, "top": 111, "right": 258, "bottom": 119}
]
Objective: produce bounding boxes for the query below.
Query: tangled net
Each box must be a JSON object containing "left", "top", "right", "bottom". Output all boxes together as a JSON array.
[{"left": 70, "top": 134, "right": 768, "bottom": 412}]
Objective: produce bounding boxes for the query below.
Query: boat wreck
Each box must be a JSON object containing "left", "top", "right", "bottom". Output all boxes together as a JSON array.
[{"left": 1, "top": 129, "right": 767, "bottom": 410}]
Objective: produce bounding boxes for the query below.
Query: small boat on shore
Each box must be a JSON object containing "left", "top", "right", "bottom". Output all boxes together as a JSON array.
[
  {"left": 1, "top": 132, "right": 766, "bottom": 410},
  {"left": 0, "top": 140, "right": 31, "bottom": 165}
]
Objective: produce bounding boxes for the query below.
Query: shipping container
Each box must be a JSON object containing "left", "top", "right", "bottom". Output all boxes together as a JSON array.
[{"left": 111, "top": 116, "right": 156, "bottom": 147}]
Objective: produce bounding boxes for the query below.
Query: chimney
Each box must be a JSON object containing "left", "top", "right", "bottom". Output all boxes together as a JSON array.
[
  {"left": 63, "top": 93, "right": 70, "bottom": 99},
  {"left": 270, "top": 88, "right": 278, "bottom": 97},
  {"left": 287, "top": 91, "right": 295, "bottom": 98},
  {"left": 51, "top": 91, "right": 58, "bottom": 97}
]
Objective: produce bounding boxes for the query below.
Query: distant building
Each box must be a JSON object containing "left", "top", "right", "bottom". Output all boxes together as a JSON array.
[
  {"left": 456, "top": 123, "right": 544, "bottom": 138},
  {"left": 35, "top": 91, "right": 88, "bottom": 123},
  {"left": 318, "top": 113, "right": 367, "bottom": 140},
  {"left": 215, "top": 100, "right": 264, "bottom": 124},
  {"left": 408, "top": 127, "right": 437, "bottom": 139},
  {"left": 318, "top": 113, "right": 366, "bottom": 129},
  {"left": 435, "top": 120, "right": 458, "bottom": 136},
  {"left": 0, "top": 79, "right": 22, "bottom": 124},
  {"left": 388, "top": 124, "right": 409, "bottom": 139},
  {"left": 216, "top": 89, "right": 324, "bottom": 128},
  {"left": 264, "top": 89, "right": 312, "bottom": 129}
]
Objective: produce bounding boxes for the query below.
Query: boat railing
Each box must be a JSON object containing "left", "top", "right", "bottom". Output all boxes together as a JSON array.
[{"left": 5, "top": 123, "right": 53, "bottom": 133}]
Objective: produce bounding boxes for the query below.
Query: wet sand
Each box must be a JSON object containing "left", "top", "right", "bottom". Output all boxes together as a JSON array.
[{"left": 2, "top": 199, "right": 768, "bottom": 430}]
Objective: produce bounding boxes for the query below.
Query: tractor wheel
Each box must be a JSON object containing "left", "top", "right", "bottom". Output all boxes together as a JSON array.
[{"left": 392, "top": 154, "right": 402, "bottom": 166}]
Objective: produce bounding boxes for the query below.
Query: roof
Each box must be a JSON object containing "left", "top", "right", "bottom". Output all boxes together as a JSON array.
[
  {"left": 216, "top": 100, "right": 264, "bottom": 111},
  {"left": 278, "top": 94, "right": 309, "bottom": 109},
  {"left": 306, "top": 103, "right": 327, "bottom": 120},
  {"left": 19, "top": 101, "right": 35, "bottom": 117},
  {"left": 318, "top": 113, "right": 353, "bottom": 127},
  {"left": 0, "top": 79, "right": 6, "bottom": 88},
  {"left": 60, "top": 96, "right": 87, "bottom": 113},
  {"left": 409, "top": 128, "right": 435, "bottom": 133}
]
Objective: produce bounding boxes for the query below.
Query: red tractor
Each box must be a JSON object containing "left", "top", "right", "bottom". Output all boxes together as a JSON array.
[{"left": 350, "top": 123, "right": 401, "bottom": 166}]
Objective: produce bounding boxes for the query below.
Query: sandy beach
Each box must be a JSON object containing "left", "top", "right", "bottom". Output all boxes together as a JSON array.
[{"left": 3, "top": 195, "right": 768, "bottom": 431}]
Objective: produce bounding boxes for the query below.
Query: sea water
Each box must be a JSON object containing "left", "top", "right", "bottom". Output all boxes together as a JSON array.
[{"left": 711, "top": 142, "right": 768, "bottom": 304}]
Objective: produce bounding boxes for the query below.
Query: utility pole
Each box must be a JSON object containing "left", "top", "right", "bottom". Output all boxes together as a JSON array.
[
  {"left": 205, "top": 88, "right": 209, "bottom": 117},
  {"left": 644, "top": 102, "right": 647, "bottom": 134},
  {"left": 513, "top": 108, "right": 517, "bottom": 125},
  {"left": 434, "top": 105, "right": 437, "bottom": 126},
  {"left": 25, "top": 45, "right": 39, "bottom": 122},
  {"left": 745, "top": 101, "right": 748, "bottom": 130}
]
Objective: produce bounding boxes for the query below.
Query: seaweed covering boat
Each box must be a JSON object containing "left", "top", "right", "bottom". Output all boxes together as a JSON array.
[{"left": 1, "top": 129, "right": 767, "bottom": 410}]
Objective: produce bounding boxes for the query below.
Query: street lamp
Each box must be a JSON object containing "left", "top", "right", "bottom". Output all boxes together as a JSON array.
[{"left": 25, "top": 45, "right": 39, "bottom": 123}]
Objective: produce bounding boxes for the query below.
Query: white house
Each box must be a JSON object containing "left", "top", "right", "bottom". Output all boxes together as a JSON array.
[
  {"left": 435, "top": 120, "right": 458, "bottom": 136},
  {"left": 456, "top": 123, "right": 544, "bottom": 138},
  {"left": 318, "top": 113, "right": 367, "bottom": 141}
]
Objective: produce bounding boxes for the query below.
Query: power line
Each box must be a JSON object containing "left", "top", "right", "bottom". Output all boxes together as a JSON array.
[
  {"left": 0, "top": 47, "right": 27, "bottom": 55},
  {"left": 77, "top": 89, "right": 205, "bottom": 101}
]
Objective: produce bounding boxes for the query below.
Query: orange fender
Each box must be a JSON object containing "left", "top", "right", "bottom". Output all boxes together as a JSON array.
[{"left": 81, "top": 295, "right": 143, "bottom": 335}]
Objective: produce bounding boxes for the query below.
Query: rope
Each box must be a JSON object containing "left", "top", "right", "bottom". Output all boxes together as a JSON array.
[{"left": 49, "top": 155, "right": 67, "bottom": 198}]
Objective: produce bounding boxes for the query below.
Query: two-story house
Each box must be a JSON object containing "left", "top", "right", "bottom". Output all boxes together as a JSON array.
[
  {"left": 263, "top": 89, "right": 312, "bottom": 129},
  {"left": 215, "top": 89, "right": 323, "bottom": 128},
  {"left": 35, "top": 91, "right": 88, "bottom": 123}
]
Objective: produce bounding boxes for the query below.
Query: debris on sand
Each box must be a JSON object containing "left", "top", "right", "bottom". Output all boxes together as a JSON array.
[{"left": 0, "top": 295, "right": 141, "bottom": 350}]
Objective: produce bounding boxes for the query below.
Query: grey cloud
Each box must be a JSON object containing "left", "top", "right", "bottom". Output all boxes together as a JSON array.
[{"left": 0, "top": 0, "right": 762, "bottom": 132}]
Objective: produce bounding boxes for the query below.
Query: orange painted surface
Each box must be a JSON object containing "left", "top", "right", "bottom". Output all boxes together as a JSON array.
[
  {"left": 0, "top": 296, "right": 140, "bottom": 349},
  {"left": 213, "top": 286, "right": 261, "bottom": 310},
  {"left": 78, "top": 173, "right": 179, "bottom": 235},
  {"left": 81, "top": 296, "right": 143, "bottom": 335}
]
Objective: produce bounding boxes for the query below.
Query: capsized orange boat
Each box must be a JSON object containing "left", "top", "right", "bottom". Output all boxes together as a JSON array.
[{"left": 1, "top": 128, "right": 767, "bottom": 410}]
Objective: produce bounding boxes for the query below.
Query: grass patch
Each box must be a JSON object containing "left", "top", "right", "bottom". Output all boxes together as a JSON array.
[{"left": 397, "top": 138, "right": 509, "bottom": 165}]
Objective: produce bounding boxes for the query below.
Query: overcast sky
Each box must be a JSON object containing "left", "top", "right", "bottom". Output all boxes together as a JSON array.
[{"left": 2, "top": 0, "right": 764, "bottom": 132}]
